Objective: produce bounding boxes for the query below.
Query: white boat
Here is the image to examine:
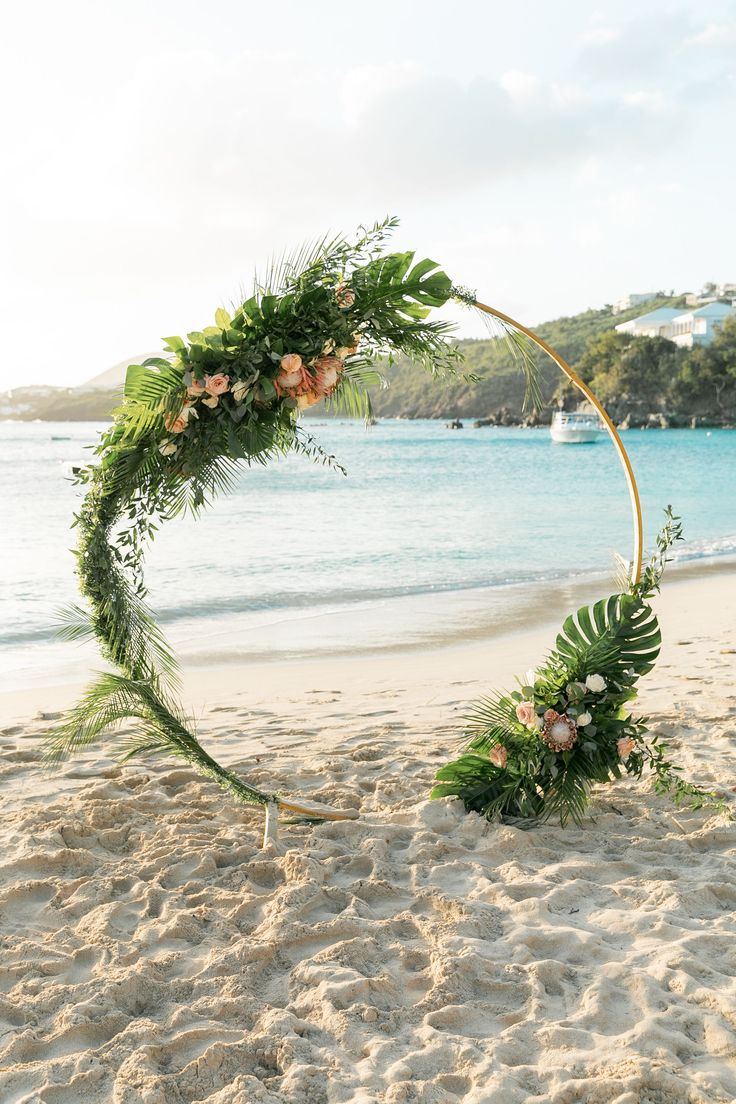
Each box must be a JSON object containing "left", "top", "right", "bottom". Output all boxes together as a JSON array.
[{"left": 550, "top": 410, "right": 604, "bottom": 444}]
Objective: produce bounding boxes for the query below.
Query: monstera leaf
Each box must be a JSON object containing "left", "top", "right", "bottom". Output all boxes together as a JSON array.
[
  {"left": 551, "top": 593, "right": 662, "bottom": 685},
  {"left": 354, "top": 251, "right": 453, "bottom": 321}
]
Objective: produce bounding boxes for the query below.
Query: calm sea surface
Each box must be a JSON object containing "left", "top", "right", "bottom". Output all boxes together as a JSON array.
[{"left": 2, "top": 419, "right": 735, "bottom": 688}]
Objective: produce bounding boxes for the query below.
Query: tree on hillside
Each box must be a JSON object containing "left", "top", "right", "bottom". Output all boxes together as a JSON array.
[
  {"left": 567, "top": 331, "right": 681, "bottom": 409},
  {"left": 674, "top": 316, "right": 736, "bottom": 414}
]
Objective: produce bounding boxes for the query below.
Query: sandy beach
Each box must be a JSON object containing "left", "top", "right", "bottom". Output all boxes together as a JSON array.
[{"left": 1, "top": 569, "right": 735, "bottom": 1103}]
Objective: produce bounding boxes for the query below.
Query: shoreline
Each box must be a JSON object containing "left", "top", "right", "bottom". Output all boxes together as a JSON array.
[
  {"left": 3, "top": 561, "right": 735, "bottom": 726},
  {"left": 4, "top": 414, "right": 736, "bottom": 428}
]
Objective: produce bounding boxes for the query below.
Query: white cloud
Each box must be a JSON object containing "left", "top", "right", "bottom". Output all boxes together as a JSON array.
[
  {"left": 498, "top": 70, "right": 540, "bottom": 100},
  {"left": 1, "top": 4, "right": 735, "bottom": 387},
  {"left": 685, "top": 22, "right": 736, "bottom": 47}
]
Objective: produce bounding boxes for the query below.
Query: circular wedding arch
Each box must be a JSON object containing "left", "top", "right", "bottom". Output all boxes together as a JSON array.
[{"left": 51, "top": 223, "right": 703, "bottom": 843}]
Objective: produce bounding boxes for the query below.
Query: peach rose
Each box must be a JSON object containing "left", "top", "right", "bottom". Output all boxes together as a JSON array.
[
  {"left": 617, "top": 736, "right": 635, "bottom": 759},
  {"left": 543, "top": 708, "right": 558, "bottom": 723},
  {"left": 296, "top": 391, "right": 322, "bottom": 410},
  {"left": 515, "top": 700, "right": 537, "bottom": 727},
  {"left": 490, "top": 745, "right": 508, "bottom": 769},
  {"left": 164, "top": 410, "right": 188, "bottom": 433},
  {"left": 201, "top": 395, "right": 219, "bottom": 409},
  {"left": 204, "top": 373, "right": 230, "bottom": 396},
  {"left": 336, "top": 343, "right": 359, "bottom": 358},
  {"left": 277, "top": 354, "right": 306, "bottom": 391},
  {"left": 336, "top": 284, "right": 355, "bottom": 309},
  {"left": 313, "top": 356, "right": 344, "bottom": 396},
  {"left": 187, "top": 377, "right": 206, "bottom": 397}
]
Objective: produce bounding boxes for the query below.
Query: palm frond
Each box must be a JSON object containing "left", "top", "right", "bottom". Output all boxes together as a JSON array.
[
  {"left": 324, "top": 374, "right": 373, "bottom": 421},
  {"left": 257, "top": 230, "right": 347, "bottom": 299},
  {"left": 469, "top": 305, "right": 545, "bottom": 412},
  {"left": 55, "top": 604, "right": 95, "bottom": 642}
]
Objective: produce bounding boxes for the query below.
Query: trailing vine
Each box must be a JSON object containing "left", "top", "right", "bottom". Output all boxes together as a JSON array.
[{"left": 48, "top": 220, "right": 481, "bottom": 816}]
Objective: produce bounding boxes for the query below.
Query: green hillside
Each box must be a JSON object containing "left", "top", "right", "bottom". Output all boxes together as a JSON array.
[
  {"left": 4, "top": 293, "right": 733, "bottom": 427},
  {"left": 361, "top": 296, "right": 687, "bottom": 421}
]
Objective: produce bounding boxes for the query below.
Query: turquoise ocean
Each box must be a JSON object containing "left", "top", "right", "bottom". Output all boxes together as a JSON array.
[{"left": 2, "top": 419, "right": 735, "bottom": 689}]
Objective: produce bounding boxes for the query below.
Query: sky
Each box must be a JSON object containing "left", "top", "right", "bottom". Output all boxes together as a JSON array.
[{"left": 2, "top": 0, "right": 735, "bottom": 389}]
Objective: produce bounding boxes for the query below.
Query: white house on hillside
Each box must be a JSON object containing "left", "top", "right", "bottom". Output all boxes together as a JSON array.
[
  {"left": 614, "top": 307, "right": 682, "bottom": 338},
  {"left": 685, "top": 282, "right": 736, "bottom": 307},
  {"left": 668, "top": 302, "right": 736, "bottom": 348},
  {"left": 612, "top": 292, "right": 657, "bottom": 315},
  {"left": 615, "top": 302, "right": 735, "bottom": 347}
]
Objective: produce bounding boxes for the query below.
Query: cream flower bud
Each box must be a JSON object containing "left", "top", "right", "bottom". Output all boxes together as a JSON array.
[
  {"left": 585, "top": 674, "right": 606, "bottom": 693},
  {"left": 231, "top": 379, "right": 251, "bottom": 402}
]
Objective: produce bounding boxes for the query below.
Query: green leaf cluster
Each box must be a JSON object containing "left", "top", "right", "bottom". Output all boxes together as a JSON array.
[
  {"left": 432, "top": 510, "right": 718, "bottom": 826},
  {"left": 50, "top": 218, "right": 463, "bottom": 812}
]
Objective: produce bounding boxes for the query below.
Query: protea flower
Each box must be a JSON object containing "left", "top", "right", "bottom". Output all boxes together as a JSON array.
[{"left": 542, "top": 710, "right": 578, "bottom": 752}]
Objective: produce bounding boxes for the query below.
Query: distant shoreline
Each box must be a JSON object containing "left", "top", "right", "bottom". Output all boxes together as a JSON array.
[{"left": 2, "top": 414, "right": 735, "bottom": 429}]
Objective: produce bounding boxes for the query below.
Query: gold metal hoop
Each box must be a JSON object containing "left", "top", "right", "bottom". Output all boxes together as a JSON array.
[{"left": 473, "top": 301, "right": 644, "bottom": 585}]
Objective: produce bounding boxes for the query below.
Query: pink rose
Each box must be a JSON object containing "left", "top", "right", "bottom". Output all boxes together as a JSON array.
[
  {"left": 164, "top": 410, "right": 188, "bottom": 433},
  {"left": 204, "top": 373, "right": 230, "bottom": 396},
  {"left": 336, "top": 284, "right": 355, "bottom": 309},
  {"left": 313, "top": 356, "right": 344, "bottom": 396},
  {"left": 617, "top": 736, "right": 635, "bottom": 759},
  {"left": 515, "top": 700, "right": 537, "bottom": 727},
  {"left": 490, "top": 745, "right": 508, "bottom": 769},
  {"left": 543, "top": 708, "right": 558, "bottom": 723},
  {"left": 276, "top": 353, "right": 306, "bottom": 393},
  {"left": 187, "top": 378, "right": 206, "bottom": 397}
]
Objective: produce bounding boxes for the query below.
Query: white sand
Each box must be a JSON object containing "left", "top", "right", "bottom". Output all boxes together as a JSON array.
[{"left": 1, "top": 571, "right": 735, "bottom": 1103}]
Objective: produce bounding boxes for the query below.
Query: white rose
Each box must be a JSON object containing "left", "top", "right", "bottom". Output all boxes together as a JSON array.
[
  {"left": 158, "top": 440, "right": 178, "bottom": 456},
  {"left": 232, "top": 380, "right": 251, "bottom": 402},
  {"left": 577, "top": 711, "right": 592, "bottom": 727},
  {"left": 585, "top": 673, "right": 606, "bottom": 693}
]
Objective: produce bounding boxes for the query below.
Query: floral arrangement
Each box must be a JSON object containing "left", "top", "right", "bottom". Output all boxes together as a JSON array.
[
  {"left": 48, "top": 219, "right": 479, "bottom": 822},
  {"left": 48, "top": 216, "right": 709, "bottom": 838},
  {"left": 431, "top": 510, "right": 715, "bottom": 824}
]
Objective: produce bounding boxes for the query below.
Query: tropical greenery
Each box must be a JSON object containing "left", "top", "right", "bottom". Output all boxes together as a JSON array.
[
  {"left": 46, "top": 219, "right": 495, "bottom": 820},
  {"left": 431, "top": 509, "right": 716, "bottom": 825}
]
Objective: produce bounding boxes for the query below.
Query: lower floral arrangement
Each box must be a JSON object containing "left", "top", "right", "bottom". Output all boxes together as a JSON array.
[{"left": 431, "top": 510, "right": 718, "bottom": 825}]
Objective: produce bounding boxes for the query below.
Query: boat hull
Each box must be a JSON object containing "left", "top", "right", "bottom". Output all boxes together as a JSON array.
[{"left": 550, "top": 428, "right": 603, "bottom": 444}]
